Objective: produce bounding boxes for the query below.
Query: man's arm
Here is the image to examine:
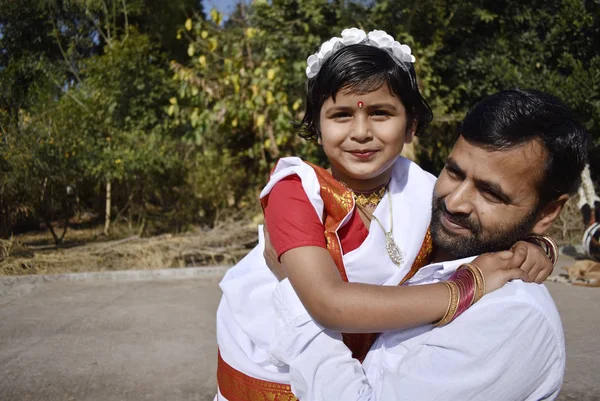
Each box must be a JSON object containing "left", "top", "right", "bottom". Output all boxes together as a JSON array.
[{"left": 270, "top": 279, "right": 565, "bottom": 401}]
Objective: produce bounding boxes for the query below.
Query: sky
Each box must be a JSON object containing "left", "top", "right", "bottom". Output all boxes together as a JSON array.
[{"left": 202, "top": 0, "right": 241, "bottom": 15}]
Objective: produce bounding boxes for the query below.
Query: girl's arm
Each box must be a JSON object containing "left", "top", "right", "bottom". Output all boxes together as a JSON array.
[
  {"left": 263, "top": 174, "right": 552, "bottom": 333},
  {"left": 279, "top": 246, "right": 527, "bottom": 333}
]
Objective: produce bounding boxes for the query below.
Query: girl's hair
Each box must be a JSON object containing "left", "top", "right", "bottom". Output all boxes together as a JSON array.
[{"left": 297, "top": 44, "right": 433, "bottom": 141}]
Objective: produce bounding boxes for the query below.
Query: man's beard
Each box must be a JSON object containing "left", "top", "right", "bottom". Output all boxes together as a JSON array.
[{"left": 430, "top": 195, "right": 539, "bottom": 259}]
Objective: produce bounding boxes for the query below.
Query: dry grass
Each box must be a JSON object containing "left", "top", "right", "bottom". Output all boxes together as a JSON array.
[
  {"left": 547, "top": 196, "right": 586, "bottom": 246},
  {"left": 0, "top": 220, "right": 259, "bottom": 276},
  {"left": 0, "top": 195, "right": 589, "bottom": 277}
]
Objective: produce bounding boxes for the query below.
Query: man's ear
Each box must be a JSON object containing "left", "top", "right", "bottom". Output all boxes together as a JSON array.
[{"left": 532, "top": 194, "right": 569, "bottom": 234}]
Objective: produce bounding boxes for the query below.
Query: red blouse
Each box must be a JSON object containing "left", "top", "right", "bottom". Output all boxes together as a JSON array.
[{"left": 263, "top": 175, "right": 368, "bottom": 260}]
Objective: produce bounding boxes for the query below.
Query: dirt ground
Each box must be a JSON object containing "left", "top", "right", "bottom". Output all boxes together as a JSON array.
[
  {"left": 0, "top": 255, "right": 599, "bottom": 400},
  {"left": 0, "top": 221, "right": 259, "bottom": 276}
]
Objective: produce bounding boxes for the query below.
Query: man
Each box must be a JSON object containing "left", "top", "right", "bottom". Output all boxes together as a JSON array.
[{"left": 266, "top": 89, "right": 589, "bottom": 400}]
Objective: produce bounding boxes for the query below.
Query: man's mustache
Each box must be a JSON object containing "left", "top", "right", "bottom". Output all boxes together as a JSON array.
[{"left": 434, "top": 197, "right": 479, "bottom": 233}]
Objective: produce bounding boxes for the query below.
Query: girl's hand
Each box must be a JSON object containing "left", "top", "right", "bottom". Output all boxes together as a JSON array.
[
  {"left": 263, "top": 225, "right": 287, "bottom": 282},
  {"left": 471, "top": 251, "right": 528, "bottom": 295},
  {"left": 507, "top": 240, "right": 554, "bottom": 284}
]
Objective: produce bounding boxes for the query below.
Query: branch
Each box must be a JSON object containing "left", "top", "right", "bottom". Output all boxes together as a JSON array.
[
  {"left": 85, "top": 8, "right": 111, "bottom": 46},
  {"left": 48, "top": 75, "right": 89, "bottom": 111},
  {"left": 121, "top": 0, "right": 129, "bottom": 43},
  {"left": 50, "top": 20, "right": 83, "bottom": 86}
]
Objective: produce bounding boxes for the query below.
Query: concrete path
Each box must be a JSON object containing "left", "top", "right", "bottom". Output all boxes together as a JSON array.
[
  {"left": 0, "top": 264, "right": 599, "bottom": 401},
  {"left": 0, "top": 275, "right": 222, "bottom": 401}
]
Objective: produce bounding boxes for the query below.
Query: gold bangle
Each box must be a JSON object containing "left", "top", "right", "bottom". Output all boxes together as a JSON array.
[
  {"left": 433, "top": 282, "right": 452, "bottom": 326},
  {"left": 526, "top": 234, "right": 558, "bottom": 266},
  {"left": 463, "top": 263, "right": 485, "bottom": 302},
  {"left": 434, "top": 281, "right": 460, "bottom": 327}
]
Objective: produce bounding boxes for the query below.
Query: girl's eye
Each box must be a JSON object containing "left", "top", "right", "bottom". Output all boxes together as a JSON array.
[
  {"left": 332, "top": 112, "right": 352, "bottom": 120},
  {"left": 371, "top": 110, "right": 390, "bottom": 117}
]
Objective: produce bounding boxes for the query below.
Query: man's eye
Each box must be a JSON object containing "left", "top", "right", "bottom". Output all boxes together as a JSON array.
[
  {"left": 445, "top": 168, "right": 460, "bottom": 180},
  {"left": 482, "top": 190, "right": 502, "bottom": 203}
]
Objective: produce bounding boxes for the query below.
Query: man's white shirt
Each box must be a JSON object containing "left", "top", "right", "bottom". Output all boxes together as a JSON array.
[{"left": 269, "top": 256, "right": 565, "bottom": 401}]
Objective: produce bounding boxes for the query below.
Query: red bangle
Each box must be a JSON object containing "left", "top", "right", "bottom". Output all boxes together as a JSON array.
[{"left": 448, "top": 267, "right": 476, "bottom": 322}]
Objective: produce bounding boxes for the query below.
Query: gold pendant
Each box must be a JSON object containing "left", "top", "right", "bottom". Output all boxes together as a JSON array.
[{"left": 385, "top": 232, "right": 403, "bottom": 266}]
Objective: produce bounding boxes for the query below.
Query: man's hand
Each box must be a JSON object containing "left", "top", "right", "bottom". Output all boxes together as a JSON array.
[{"left": 263, "top": 225, "right": 287, "bottom": 281}]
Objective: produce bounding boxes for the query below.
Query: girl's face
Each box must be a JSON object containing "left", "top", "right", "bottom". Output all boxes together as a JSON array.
[{"left": 319, "top": 84, "right": 415, "bottom": 191}]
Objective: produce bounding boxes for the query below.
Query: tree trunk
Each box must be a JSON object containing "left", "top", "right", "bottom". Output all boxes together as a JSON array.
[
  {"left": 104, "top": 181, "right": 112, "bottom": 235},
  {"left": 0, "top": 206, "right": 11, "bottom": 239},
  {"left": 45, "top": 218, "right": 60, "bottom": 245}
]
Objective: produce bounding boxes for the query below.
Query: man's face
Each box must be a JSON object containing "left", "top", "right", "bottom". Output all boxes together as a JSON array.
[{"left": 431, "top": 136, "right": 547, "bottom": 258}]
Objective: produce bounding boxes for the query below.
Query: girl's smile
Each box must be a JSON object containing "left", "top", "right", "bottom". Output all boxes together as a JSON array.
[{"left": 319, "top": 84, "right": 415, "bottom": 191}]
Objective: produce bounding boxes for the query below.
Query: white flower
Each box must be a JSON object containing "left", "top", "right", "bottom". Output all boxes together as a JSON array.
[
  {"left": 305, "top": 28, "right": 417, "bottom": 78},
  {"left": 306, "top": 54, "right": 321, "bottom": 78},
  {"left": 392, "top": 41, "right": 416, "bottom": 63},
  {"left": 367, "top": 30, "right": 394, "bottom": 49},
  {"left": 317, "top": 37, "right": 343, "bottom": 60},
  {"left": 341, "top": 28, "right": 367, "bottom": 45}
]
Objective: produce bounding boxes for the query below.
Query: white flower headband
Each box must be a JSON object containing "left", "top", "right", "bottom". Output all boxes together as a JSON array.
[{"left": 306, "top": 28, "right": 416, "bottom": 79}]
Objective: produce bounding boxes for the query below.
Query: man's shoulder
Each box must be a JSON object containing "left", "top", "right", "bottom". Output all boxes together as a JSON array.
[{"left": 479, "top": 280, "right": 564, "bottom": 340}]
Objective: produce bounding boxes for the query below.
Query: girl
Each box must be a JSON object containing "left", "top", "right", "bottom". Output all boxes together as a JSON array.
[{"left": 215, "top": 28, "right": 554, "bottom": 400}]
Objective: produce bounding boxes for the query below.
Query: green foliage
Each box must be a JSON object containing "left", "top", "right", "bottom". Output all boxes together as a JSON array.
[{"left": 1, "top": 0, "right": 599, "bottom": 239}]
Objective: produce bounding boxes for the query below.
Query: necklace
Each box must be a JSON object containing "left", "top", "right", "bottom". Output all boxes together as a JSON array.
[
  {"left": 356, "top": 191, "right": 403, "bottom": 266},
  {"left": 351, "top": 183, "right": 388, "bottom": 208}
]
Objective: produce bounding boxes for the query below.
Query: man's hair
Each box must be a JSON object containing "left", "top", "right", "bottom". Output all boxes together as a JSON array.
[
  {"left": 459, "top": 88, "right": 589, "bottom": 205},
  {"left": 297, "top": 44, "right": 433, "bottom": 141}
]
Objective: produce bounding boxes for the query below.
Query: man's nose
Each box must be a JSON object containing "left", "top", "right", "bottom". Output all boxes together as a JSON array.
[{"left": 444, "top": 183, "right": 474, "bottom": 215}]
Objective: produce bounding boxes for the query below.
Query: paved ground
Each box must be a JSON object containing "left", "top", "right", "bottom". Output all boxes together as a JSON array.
[{"left": 0, "top": 258, "right": 599, "bottom": 401}]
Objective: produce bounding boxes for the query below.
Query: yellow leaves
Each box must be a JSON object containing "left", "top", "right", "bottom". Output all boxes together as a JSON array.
[
  {"left": 191, "top": 86, "right": 199, "bottom": 96},
  {"left": 167, "top": 105, "right": 176, "bottom": 116},
  {"left": 246, "top": 27, "right": 257, "bottom": 39},
  {"left": 185, "top": 18, "right": 192, "bottom": 31},
  {"left": 231, "top": 118, "right": 238, "bottom": 128},
  {"left": 169, "top": 97, "right": 178, "bottom": 105},
  {"left": 190, "top": 108, "right": 200, "bottom": 127},
  {"left": 106, "top": 137, "right": 111, "bottom": 142},
  {"left": 256, "top": 114, "right": 266, "bottom": 128},
  {"left": 264, "top": 138, "right": 271, "bottom": 149},
  {"left": 267, "top": 68, "right": 275, "bottom": 80},
  {"left": 210, "top": 8, "right": 222, "bottom": 25},
  {"left": 201, "top": 30, "right": 209, "bottom": 39},
  {"left": 65, "top": 152, "right": 69, "bottom": 159},
  {"left": 187, "top": 44, "right": 195, "bottom": 57},
  {"left": 251, "top": 85, "right": 258, "bottom": 97},
  {"left": 208, "top": 37, "right": 218, "bottom": 51},
  {"left": 266, "top": 91, "right": 274, "bottom": 105},
  {"left": 224, "top": 58, "right": 232, "bottom": 71},
  {"left": 198, "top": 55, "right": 207, "bottom": 67},
  {"left": 115, "top": 159, "right": 122, "bottom": 164},
  {"left": 292, "top": 99, "right": 302, "bottom": 111}
]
